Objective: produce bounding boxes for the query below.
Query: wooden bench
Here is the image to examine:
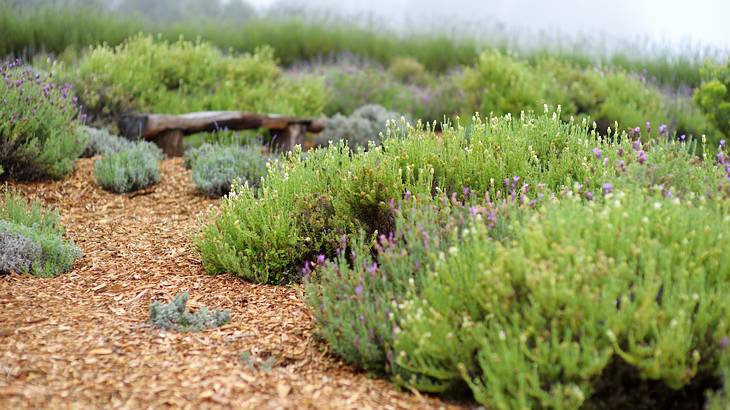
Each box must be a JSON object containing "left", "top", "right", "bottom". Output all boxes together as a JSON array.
[{"left": 118, "top": 111, "right": 327, "bottom": 157}]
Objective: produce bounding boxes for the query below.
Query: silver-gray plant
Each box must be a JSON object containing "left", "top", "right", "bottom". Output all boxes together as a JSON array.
[
  {"left": 315, "top": 104, "right": 406, "bottom": 150},
  {"left": 0, "top": 222, "right": 41, "bottom": 275},
  {"left": 149, "top": 292, "right": 231, "bottom": 332},
  {"left": 81, "top": 126, "right": 135, "bottom": 157}
]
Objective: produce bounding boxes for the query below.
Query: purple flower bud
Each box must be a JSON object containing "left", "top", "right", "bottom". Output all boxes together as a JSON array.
[
  {"left": 585, "top": 191, "right": 594, "bottom": 201},
  {"left": 632, "top": 139, "right": 642, "bottom": 151},
  {"left": 316, "top": 254, "right": 325, "bottom": 265},
  {"left": 469, "top": 206, "right": 478, "bottom": 216},
  {"left": 405, "top": 191, "right": 411, "bottom": 201},
  {"left": 592, "top": 147, "right": 603, "bottom": 159},
  {"left": 720, "top": 140, "right": 726, "bottom": 149},
  {"left": 658, "top": 124, "right": 668, "bottom": 135},
  {"left": 341, "top": 234, "right": 347, "bottom": 250},
  {"left": 618, "top": 159, "right": 625, "bottom": 169},
  {"left": 717, "top": 152, "right": 726, "bottom": 164},
  {"left": 721, "top": 336, "right": 729, "bottom": 350},
  {"left": 678, "top": 134, "right": 686, "bottom": 143},
  {"left": 366, "top": 262, "right": 378, "bottom": 274},
  {"left": 603, "top": 157, "right": 609, "bottom": 167},
  {"left": 645, "top": 121, "right": 651, "bottom": 132},
  {"left": 634, "top": 126, "right": 641, "bottom": 134},
  {"left": 355, "top": 284, "right": 363, "bottom": 296},
  {"left": 602, "top": 183, "right": 613, "bottom": 195},
  {"left": 637, "top": 150, "right": 647, "bottom": 165}
]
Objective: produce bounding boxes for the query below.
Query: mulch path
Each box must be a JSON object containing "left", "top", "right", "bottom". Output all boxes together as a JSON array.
[{"left": 0, "top": 158, "right": 461, "bottom": 409}]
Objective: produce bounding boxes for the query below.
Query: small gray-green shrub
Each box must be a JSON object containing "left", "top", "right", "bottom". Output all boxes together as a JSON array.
[
  {"left": 0, "top": 190, "right": 81, "bottom": 277},
  {"left": 315, "top": 105, "right": 406, "bottom": 150},
  {"left": 148, "top": 292, "right": 231, "bottom": 332},
  {"left": 94, "top": 141, "right": 163, "bottom": 193},
  {"left": 81, "top": 126, "right": 133, "bottom": 157},
  {"left": 0, "top": 60, "right": 86, "bottom": 181},
  {"left": 187, "top": 143, "right": 268, "bottom": 197}
]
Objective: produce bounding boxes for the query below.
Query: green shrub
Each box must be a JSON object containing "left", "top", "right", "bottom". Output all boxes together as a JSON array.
[
  {"left": 0, "top": 59, "right": 86, "bottom": 181},
  {"left": 68, "top": 34, "right": 326, "bottom": 118},
  {"left": 149, "top": 292, "right": 231, "bottom": 332},
  {"left": 197, "top": 111, "right": 718, "bottom": 285},
  {"left": 315, "top": 105, "right": 406, "bottom": 149},
  {"left": 393, "top": 188, "right": 730, "bottom": 408},
  {"left": 188, "top": 143, "right": 268, "bottom": 197},
  {"left": 94, "top": 141, "right": 163, "bottom": 193},
  {"left": 695, "top": 60, "right": 730, "bottom": 139},
  {"left": 0, "top": 190, "right": 81, "bottom": 277},
  {"left": 80, "top": 126, "right": 133, "bottom": 157},
  {"left": 389, "top": 57, "right": 429, "bottom": 86},
  {"left": 460, "top": 50, "right": 545, "bottom": 116}
]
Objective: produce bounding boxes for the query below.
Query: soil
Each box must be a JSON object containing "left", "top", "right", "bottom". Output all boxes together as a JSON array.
[{"left": 0, "top": 158, "right": 460, "bottom": 409}]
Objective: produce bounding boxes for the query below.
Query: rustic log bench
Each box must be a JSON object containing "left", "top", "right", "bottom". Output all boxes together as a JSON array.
[{"left": 118, "top": 111, "right": 326, "bottom": 157}]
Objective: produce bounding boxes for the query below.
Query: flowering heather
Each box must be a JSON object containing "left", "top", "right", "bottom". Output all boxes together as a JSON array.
[{"left": 0, "top": 59, "right": 86, "bottom": 180}]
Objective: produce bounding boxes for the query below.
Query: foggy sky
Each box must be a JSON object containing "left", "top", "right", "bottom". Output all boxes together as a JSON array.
[{"left": 250, "top": 0, "right": 730, "bottom": 52}]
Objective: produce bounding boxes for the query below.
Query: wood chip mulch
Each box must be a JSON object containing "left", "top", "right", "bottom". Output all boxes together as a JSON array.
[{"left": 0, "top": 158, "right": 463, "bottom": 409}]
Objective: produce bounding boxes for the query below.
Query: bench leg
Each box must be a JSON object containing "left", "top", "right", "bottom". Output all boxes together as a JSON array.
[
  {"left": 272, "top": 124, "right": 306, "bottom": 152},
  {"left": 152, "top": 130, "right": 185, "bottom": 157}
]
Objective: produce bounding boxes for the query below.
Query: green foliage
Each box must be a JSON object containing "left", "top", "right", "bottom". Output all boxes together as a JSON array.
[
  {"left": 393, "top": 188, "right": 730, "bottom": 408},
  {"left": 188, "top": 143, "right": 268, "bottom": 197},
  {"left": 94, "top": 141, "right": 162, "bottom": 193},
  {"left": 695, "top": 60, "right": 730, "bottom": 138},
  {"left": 0, "top": 189, "right": 81, "bottom": 277},
  {"left": 148, "top": 292, "right": 231, "bottom": 332},
  {"left": 198, "top": 111, "right": 718, "bottom": 285},
  {"left": 315, "top": 105, "right": 406, "bottom": 149},
  {"left": 68, "top": 34, "right": 326, "bottom": 117},
  {"left": 389, "top": 57, "right": 429, "bottom": 86},
  {"left": 0, "top": 60, "right": 86, "bottom": 181}
]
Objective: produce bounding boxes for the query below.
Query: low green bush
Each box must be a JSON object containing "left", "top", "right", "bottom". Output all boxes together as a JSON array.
[
  {"left": 394, "top": 188, "right": 729, "bottom": 409},
  {"left": 197, "top": 111, "right": 718, "bottom": 285},
  {"left": 67, "top": 34, "right": 327, "bottom": 118},
  {"left": 314, "top": 105, "right": 406, "bottom": 150},
  {"left": 187, "top": 143, "right": 268, "bottom": 197},
  {"left": 149, "top": 292, "right": 231, "bottom": 332},
  {"left": 0, "top": 59, "right": 86, "bottom": 181},
  {"left": 94, "top": 141, "right": 163, "bottom": 193},
  {"left": 0, "top": 190, "right": 81, "bottom": 277}
]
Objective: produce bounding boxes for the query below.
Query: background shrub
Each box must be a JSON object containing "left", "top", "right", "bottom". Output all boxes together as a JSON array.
[
  {"left": 67, "top": 35, "right": 327, "bottom": 118},
  {"left": 314, "top": 104, "right": 406, "bottom": 150},
  {"left": 94, "top": 141, "right": 163, "bottom": 193},
  {"left": 149, "top": 292, "right": 231, "bottom": 332},
  {"left": 695, "top": 59, "right": 730, "bottom": 138},
  {"left": 0, "top": 59, "right": 86, "bottom": 181},
  {"left": 0, "top": 190, "right": 81, "bottom": 277},
  {"left": 187, "top": 143, "right": 268, "bottom": 197}
]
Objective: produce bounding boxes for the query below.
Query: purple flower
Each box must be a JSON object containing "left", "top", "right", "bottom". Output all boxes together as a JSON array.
[
  {"left": 721, "top": 336, "right": 729, "bottom": 350},
  {"left": 469, "top": 206, "right": 478, "bottom": 216},
  {"left": 645, "top": 121, "right": 651, "bottom": 132},
  {"left": 366, "top": 262, "right": 378, "bottom": 274},
  {"left": 618, "top": 159, "right": 626, "bottom": 169},
  {"left": 603, "top": 157, "right": 609, "bottom": 167},
  {"left": 720, "top": 140, "right": 726, "bottom": 149},
  {"left": 678, "top": 134, "right": 686, "bottom": 143},
  {"left": 717, "top": 152, "right": 726, "bottom": 164},
  {"left": 592, "top": 147, "right": 603, "bottom": 159},
  {"left": 301, "top": 261, "right": 312, "bottom": 278},
  {"left": 602, "top": 183, "right": 613, "bottom": 195},
  {"left": 634, "top": 126, "right": 641, "bottom": 134},
  {"left": 637, "top": 150, "right": 647, "bottom": 165},
  {"left": 463, "top": 187, "right": 471, "bottom": 199},
  {"left": 585, "top": 191, "right": 594, "bottom": 201},
  {"left": 341, "top": 234, "right": 347, "bottom": 250},
  {"left": 355, "top": 284, "right": 364, "bottom": 296},
  {"left": 405, "top": 191, "right": 411, "bottom": 201},
  {"left": 316, "top": 254, "right": 326, "bottom": 265},
  {"left": 658, "top": 124, "right": 668, "bottom": 135},
  {"left": 632, "top": 139, "right": 642, "bottom": 151}
]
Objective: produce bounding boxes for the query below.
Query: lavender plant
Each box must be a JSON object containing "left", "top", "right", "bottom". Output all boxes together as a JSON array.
[
  {"left": 94, "top": 141, "right": 163, "bottom": 194},
  {"left": 0, "top": 59, "right": 86, "bottom": 181},
  {"left": 393, "top": 188, "right": 730, "bottom": 408},
  {"left": 148, "top": 292, "right": 231, "bottom": 332},
  {"left": 0, "top": 190, "right": 81, "bottom": 277}
]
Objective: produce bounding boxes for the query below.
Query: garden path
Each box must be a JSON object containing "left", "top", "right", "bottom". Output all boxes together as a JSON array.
[{"left": 0, "top": 158, "right": 457, "bottom": 409}]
